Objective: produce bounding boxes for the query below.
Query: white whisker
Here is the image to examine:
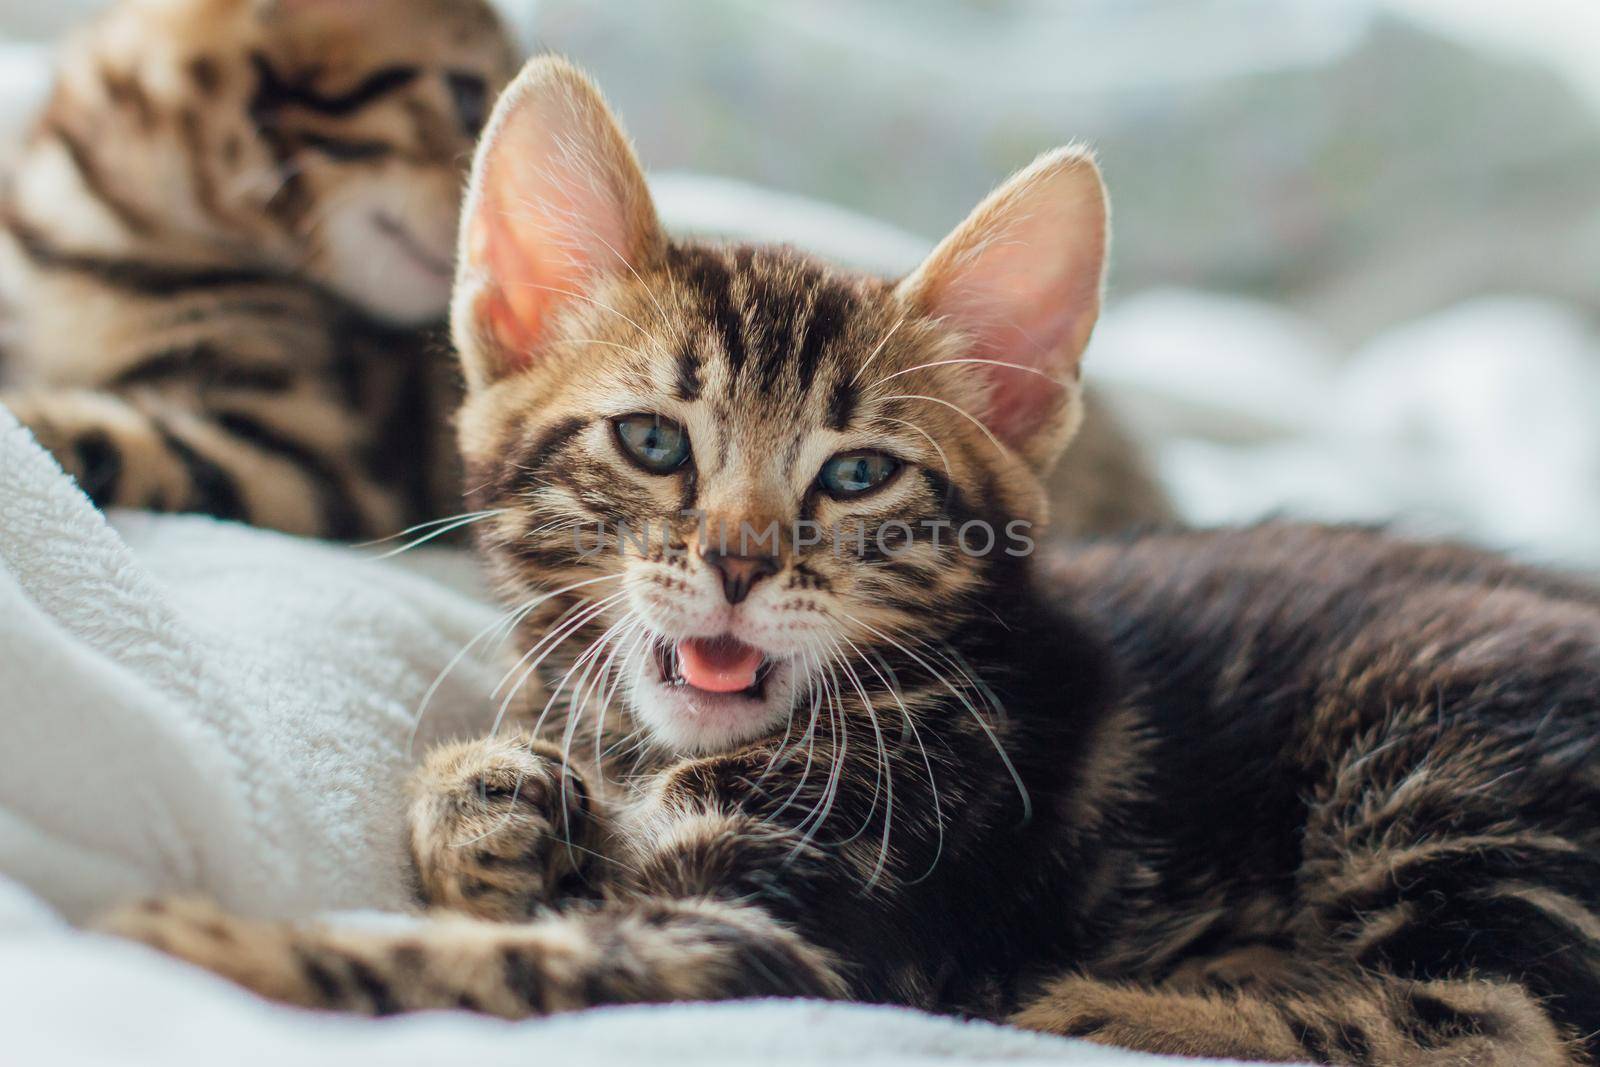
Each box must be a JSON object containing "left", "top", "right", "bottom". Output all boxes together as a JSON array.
[
  {"left": 881, "top": 393, "right": 1007, "bottom": 459},
  {"left": 871, "top": 357, "right": 1068, "bottom": 392},
  {"left": 837, "top": 610, "right": 1031, "bottom": 824},
  {"left": 356, "top": 509, "right": 507, "bottom": 549},
  {"left": 365, "top": 510, "right": 506, "bottom": 559},
  {"left": 850, "top": 311, "right": 908, "bottom": 386}
]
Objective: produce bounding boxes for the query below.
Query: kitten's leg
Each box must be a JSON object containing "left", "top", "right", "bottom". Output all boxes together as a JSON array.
[
  {"left": 3, "top": 387, "right": 405, "bottom": 539},
  {"left": 1011, "top": 971, "right": 1573, "bottom": 1065},
  {"left": 98, "top": 895, "right": 844, "bottom": 1016},
  {"left": 409, "top": 733, "right": 605, "bottom": 920}
]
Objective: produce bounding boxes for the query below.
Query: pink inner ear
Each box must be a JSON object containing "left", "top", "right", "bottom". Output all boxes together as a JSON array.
[
  {"left": 935, "top": 240, "right": 1098, "bottom": 449},
  {"left": 469, "top": 203, "right": 552, "bottom": 366},
  {"left": 461, "top": 79, "right": 656, "bottom": 379},
  {"left": 903, "top": 148, "right": 1107, "bottom": 458},
  {"left": 471, "top": 173, "right": 634, "bottom": 372}
]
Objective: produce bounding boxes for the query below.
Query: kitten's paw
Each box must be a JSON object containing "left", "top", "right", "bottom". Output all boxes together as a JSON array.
[
  {"left": 409, "top": 733, "right": 598, "bottom": 919},
  {"left": 1010, "top": 976, "right": 1305, "bottom": 1061}
]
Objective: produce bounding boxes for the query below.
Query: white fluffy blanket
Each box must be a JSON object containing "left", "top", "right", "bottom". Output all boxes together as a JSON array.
[{"left": 1, "top": 404, "right": 1245, "bottom": 1065}]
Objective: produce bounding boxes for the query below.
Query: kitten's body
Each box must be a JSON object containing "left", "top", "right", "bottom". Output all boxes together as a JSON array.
[
  {"left": 0, "top": 0, "right": 515, "bottom": 536},
  {"left": 104, "top": 59, "right": 1600, "bottom": 1065}
]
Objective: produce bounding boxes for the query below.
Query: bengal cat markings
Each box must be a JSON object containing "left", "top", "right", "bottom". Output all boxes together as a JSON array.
[
  {"left": 212, "top": 412, "right": 366, "bottom": 539},
  {"left": 152, "top": 421, "right": 247, "bottom": 521},
  {"left": 7, "top": 222, "right": 279, "bottom": 296},
  {"left": 43, "top": 117, "right": 158, "bottom": 236},
  {"left": 71, "top": 430, "right": 121, "bottom": 505},
  {"left": 249, "top": 55, "right": 422, "bottom": 121},
  {"left": 113, "top": 344, "right": 297, "bottom": 392}
]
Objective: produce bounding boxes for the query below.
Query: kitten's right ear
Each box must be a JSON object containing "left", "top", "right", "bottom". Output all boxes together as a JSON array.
[{"left": 452, "top": 57, "right": 665, "bottom": 390}]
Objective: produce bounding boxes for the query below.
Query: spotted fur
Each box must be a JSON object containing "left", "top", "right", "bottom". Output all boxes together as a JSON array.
[
  {"left": 101, "top": 59, "right": 1600, "bottom": 1065},
  {"left": 0, "top": 0, "right": 516, "bottom": 536}
]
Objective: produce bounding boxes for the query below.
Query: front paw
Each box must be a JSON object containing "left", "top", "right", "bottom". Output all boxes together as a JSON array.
[{"left": 410, "top": 733, "right": 598, "bottom": 920}]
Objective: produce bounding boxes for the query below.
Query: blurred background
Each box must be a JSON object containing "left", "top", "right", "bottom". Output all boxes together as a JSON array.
[{"left": 3, "top": 0, "right": 1598, "bottom": 565}]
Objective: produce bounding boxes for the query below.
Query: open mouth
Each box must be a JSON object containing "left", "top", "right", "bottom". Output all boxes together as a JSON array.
[
  {"left": 655, "top": 636, "right": 776, "bottom": 700},
  {"left": 371, "top": 212, "right": 453, "bottom": 279}
]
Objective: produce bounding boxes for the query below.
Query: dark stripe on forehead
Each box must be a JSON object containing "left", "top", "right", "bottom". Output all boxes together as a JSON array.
[
  {"left": 741, "top": 263, "right": 804, "bottom": 392},
  {"left": 826, "top": 374, "right": 856, "bottom": 431},
  {"left": 795, "top": 283, "right": 851, "bottom": 395},
  {"left": 673, "top": 250, "right": 746, "bottom": 375},
  {"left": 158, "top": 298, "right": 304, "bottom": 328},
  {"left": 188, "top": 57, "right": 221, "bottom": 94},
  {"left": 675, "top": 345, "right": 702, "bottom": 401}
]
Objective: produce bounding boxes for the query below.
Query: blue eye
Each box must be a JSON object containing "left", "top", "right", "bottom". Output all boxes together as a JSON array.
[
  {"left": 818, "top": 451, "right": 901, "bottom": 497},
  {"left": 613, "top": 414, "right": 691, "bottom": 473}
]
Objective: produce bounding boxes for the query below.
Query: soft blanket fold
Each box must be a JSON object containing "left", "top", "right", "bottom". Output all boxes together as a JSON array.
[{"left": 0, "top": 402, "right": 506, "bottom": 922}]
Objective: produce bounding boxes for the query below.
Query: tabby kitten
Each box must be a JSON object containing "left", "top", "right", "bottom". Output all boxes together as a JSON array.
[
  {"left": 0, "top": 0, "right": 515, "bottom": 537},
  {"left": 106, "top": 59, "right": 1600, "bottom": 1066}
]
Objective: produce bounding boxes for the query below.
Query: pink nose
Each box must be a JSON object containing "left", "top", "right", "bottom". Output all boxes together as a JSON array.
[{"left": 702, "top": 550, "right": 778, "bottom": 605}]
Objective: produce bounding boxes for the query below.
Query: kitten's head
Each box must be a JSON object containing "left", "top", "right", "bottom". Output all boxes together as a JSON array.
[
  {"left": 42, "top": 0, "right": 515, "bottom": 322},
  {"left": 454, "top": 58, "right": 1107, "bottom": 755}
]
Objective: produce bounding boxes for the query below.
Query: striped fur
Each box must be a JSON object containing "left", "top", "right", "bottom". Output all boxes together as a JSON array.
[
  {"left": 0, "top": 0, "right": 516, "bottom": 537},
  {"left": 100, "top": 59, "right": 1600, "bottom": 1065}
]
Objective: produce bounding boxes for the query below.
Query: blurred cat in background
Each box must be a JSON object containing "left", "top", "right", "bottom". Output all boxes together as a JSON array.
[{"left": 0, "top": 0, "right": 516, "bottom": 537}]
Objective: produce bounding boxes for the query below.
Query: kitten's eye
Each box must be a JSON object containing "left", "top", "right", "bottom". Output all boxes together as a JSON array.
[
  {"left": 447, "top": 71, "right": 490, "bottom": 136},
  {"left": 613, "top": 414, "right": 691, "bottom": 474},
  {"left": 818, "top": 451, "right": 901, "bottom": 498}
]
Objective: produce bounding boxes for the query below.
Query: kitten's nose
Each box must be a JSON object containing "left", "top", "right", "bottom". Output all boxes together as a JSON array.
[{"left": 703, "top": 549, "right": 779, "bottom": 605}]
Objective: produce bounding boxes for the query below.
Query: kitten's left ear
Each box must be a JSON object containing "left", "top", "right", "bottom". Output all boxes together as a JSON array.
[
  {"left": 452, "top": 56, "right": 665, "bottom": 390},
  {"left": 895, "top": 147, "right": 1108, "bottom": 472}
]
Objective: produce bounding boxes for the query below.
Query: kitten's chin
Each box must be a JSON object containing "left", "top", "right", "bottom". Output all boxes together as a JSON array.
[{"left": 627, "top": 645, "right": 801, "bottom": 755}]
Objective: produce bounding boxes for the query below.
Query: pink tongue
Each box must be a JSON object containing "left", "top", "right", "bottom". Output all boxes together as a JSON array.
[{"left": 677, "top": 637, "right": 765, "bottom": 694}]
